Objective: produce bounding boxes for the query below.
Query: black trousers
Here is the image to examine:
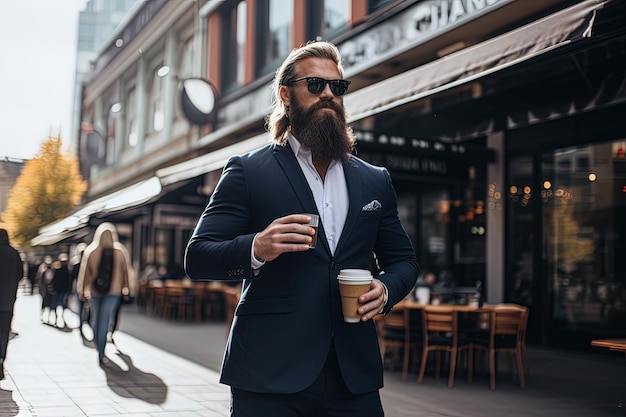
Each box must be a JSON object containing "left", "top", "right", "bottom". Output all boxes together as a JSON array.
[
  {"left": 0, "top": 311, "right": 13, "bottom": 360},
  {"left": 230, "top": 347, "right": 384, "bottom": 417}
]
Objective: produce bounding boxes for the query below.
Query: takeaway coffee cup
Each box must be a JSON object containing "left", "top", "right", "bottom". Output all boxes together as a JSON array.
[
  {"left": 337, "top": 269, "right": 373, "bottom": 323},
  {"left": 303, "top": 213, "right": 319, "bottom": 248}
]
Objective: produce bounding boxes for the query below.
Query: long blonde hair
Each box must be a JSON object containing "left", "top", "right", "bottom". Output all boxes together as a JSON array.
[{"left": 266, "top": 41, "right": 345, "bottom": 145}]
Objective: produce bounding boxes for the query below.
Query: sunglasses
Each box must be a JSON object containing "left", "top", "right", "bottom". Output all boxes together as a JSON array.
[{"left": 285, "top": 77, "right": 351, "bottom": 96}]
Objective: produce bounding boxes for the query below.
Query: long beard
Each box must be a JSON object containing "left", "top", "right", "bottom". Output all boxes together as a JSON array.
[{"left": 290, "top": 100, "right": 354, "bottom": 164}]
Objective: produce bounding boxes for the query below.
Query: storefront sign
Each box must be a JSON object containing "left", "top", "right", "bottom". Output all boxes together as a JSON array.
[
  {"left": 339, "top": 0, "right": 507, "bottom": 73},
  {"left": 354, "top": 130, "right": 476, "bottom": 178},
  {"left": 356, "top": 149, "right": 472, "bottom": 179}
]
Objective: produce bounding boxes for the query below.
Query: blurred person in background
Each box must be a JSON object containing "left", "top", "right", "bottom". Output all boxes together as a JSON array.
[
  {"left": 77, "top": 223, "right": 132, "bottom": 365},
  {"left": 50, "top": 253, "right": 71, "bottom": 328},
  {"left": 36, "top": 255, "right": 54, "bottom": 324},
  {"left": 0, "top": 228, "right": 24, "bottom": 380},
  {"left": 27, "top": 255, "right": 39, "bottom": 295},
  {"left": 185, "top": 41, "right": 418, "bottom": 417},
  {"left": 70, "top": 243, "right": 90, "bottom": 339}
]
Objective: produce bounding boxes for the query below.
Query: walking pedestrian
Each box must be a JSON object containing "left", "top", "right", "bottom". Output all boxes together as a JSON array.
[
  {"left": 0, "top": 228, "right": 24, "bottom": 380},
  {"left": 185, "top": 41, "right": 418, "bottom": 416},
  {"left": 70, "top": 243, "right": 90, "bottom": 338},
  {"left": 77, "top": 223, "right": 132, "bottom": 365},
  {"left": 50, "top": 253, "right": 71, "bottom": 327},
  {"left": 36, "top": 255, "right": 54, "bottom": 324}
]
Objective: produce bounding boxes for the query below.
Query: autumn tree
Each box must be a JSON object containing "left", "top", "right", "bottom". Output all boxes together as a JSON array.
[{"left": 4, "top": 134, "right": 87, "bottom": 248}]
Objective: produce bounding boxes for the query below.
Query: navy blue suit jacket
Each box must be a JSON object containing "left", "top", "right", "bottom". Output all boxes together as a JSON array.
[{"left": 185, "top": 142, "right": 418, "bottom": 395}]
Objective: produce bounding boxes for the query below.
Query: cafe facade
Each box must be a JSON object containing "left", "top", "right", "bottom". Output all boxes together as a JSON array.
[{"left": 35, "top": 0, "right": 625, "bottom": 350}]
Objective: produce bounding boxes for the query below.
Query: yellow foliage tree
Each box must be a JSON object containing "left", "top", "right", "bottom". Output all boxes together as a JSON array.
[{"left": 4, "top": 134, "right": 87, "bottom": 248}]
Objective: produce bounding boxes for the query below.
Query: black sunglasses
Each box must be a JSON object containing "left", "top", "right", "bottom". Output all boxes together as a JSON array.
[{"left": 285, "top": 77, "right": 351, "bottom": 96}]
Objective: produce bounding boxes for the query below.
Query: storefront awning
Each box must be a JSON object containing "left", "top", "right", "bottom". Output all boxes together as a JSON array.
[
  {"left": 31, "top": 177, "right": 162, "bottom": 246},
  {"left": 344, "top": 0, "right": 606, "bottom": 122},
  {"left": 156, "top": 133, "right": 268, "bottom": 185},
  {"left": 32, "top": 135, "right": 270, "bottom": 246}
]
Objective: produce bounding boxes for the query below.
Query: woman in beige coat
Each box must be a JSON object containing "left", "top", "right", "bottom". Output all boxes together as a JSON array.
[{"left": 77, "top": 222, "right": 132, "bottom": 365}]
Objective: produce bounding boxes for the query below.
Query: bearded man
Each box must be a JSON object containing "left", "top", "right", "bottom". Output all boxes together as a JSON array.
[{"left": 185, "top": 41, "right": 418, "bottom": 417}]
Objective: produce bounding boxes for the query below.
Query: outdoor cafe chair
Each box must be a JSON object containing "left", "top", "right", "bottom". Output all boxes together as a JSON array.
[
  {"left": 377, "top": 307, "right": 421, "bottom": 380},
  {"left": 418, "top": 305, "right": 472, "bottom": 387},
  {"left": 470, "top": 304, "right": 528, "bottom": 389}
]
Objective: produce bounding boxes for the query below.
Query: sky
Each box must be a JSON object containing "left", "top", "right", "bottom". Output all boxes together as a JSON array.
[{"left": 0, "top": 0, "right": 86, "bottom": 160}]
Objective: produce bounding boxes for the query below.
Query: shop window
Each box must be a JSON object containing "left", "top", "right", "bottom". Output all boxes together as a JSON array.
[
  {"left": 222, "top": 1, "right": 247, "bottom": 93},
  {"left": 506, "top": 156, "right": 535, "bottom": 307},
  {"left": 542, "top": 142, "right": 626, "bottom": 329},
  {"left": 256, "top": 0, "right": 293, "bottom": 77}
]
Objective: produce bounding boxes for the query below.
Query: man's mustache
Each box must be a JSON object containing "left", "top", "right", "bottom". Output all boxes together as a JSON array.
[{"left": 309, "top": 100, "right": 343, "bottom": 116}]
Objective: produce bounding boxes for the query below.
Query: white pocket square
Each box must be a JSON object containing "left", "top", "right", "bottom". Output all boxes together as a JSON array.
[{"left": 362, "top": 200, "right": 382, "bottom": 211}]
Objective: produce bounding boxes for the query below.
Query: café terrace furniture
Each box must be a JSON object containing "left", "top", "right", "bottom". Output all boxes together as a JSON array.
[
  {"left": 417, "top": 305, "right": 473, "bottom": 388},
  {"left": 590, "top": 338, "right": 626, "bottom": 356},
  {"left": 470, "top": 304, "right": 528, "bottom": 389},
  {"left": 377, "top": 308, "right": 421, "bottom": 381},
  {"left": 393, "top": 300, "right": 530, "bottom": 388}
]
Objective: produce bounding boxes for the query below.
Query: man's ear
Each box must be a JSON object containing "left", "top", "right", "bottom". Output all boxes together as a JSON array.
[{"left": 279, "top": 85, "right": 290, "bottom": 107}]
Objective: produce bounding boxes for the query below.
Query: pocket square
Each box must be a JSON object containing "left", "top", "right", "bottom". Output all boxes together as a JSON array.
[{"left": 362, "top": 200, "right": 382, "bottom": 211}]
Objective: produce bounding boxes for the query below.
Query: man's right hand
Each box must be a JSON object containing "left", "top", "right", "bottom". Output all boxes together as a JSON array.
[{"left": 253, "top": 214, "right": 316, "bottom": 262}]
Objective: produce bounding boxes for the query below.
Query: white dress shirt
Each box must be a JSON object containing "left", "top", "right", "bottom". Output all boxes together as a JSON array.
[{"left": 250, "top": 136, "right": 388, "bottom": 309}]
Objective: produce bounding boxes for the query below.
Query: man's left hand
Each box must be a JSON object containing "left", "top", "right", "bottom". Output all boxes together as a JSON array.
[{"left": 357, "top": 278, "right": 386, "bottom": 321}]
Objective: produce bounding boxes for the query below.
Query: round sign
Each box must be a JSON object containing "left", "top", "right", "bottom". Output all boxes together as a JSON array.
[{"left": 180, "top": 78, "right": 218, "bottom": 126}]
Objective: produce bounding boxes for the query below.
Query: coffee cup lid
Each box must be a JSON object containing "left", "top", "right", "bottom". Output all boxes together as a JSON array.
[
  {"left": 337, "top": 275, "right": 372, "bottom": 283},
  {"left": 339, "top": 269, "right": 372, "bottom": 278}
]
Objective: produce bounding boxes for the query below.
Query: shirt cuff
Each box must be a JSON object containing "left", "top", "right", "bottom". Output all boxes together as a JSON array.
[
  {"left": 380, "top": 282, "right": 389, "bottom": 314},
  {"left": 251, "top": 234, "right": 265, "bottom": 270}
]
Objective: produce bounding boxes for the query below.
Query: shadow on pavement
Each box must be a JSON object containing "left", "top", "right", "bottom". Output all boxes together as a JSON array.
[
  {"left": 0, "top": 387, "right": 19, "bottom": 416},
  {"left": 101, "top": 350, "right": 167, "bottom": 404}
]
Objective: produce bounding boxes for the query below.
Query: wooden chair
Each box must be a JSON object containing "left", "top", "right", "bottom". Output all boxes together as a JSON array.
[
  {"left": 148, "top": 280, "right": 165, "bottom": 315},
  {"left": 471, "top": 304, "right": 528, "bottom": 389},
  {"left": 418, "top": 305, "right": 472, "bottom": 388},
  {"left": 377, "top": 308, "right": 421, "bottom": 381}
]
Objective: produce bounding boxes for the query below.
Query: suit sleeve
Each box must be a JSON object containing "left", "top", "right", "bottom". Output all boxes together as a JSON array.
[
  {"left": 185, "top": 155, "right": 257, "bottom": 281},
  {"left": 373, "top": 168, "right": 419, "bottom": 312}
]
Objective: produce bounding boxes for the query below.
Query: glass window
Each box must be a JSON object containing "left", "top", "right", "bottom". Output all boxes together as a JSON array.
[
  {"left": 179, "top": 37, "right": 195, "bottom": 80},
  {"left": 307, "top": 0, "right": 350, "bottom": 40},
  {"left": 506, "top": 156, "right": 535, "bottom": 306},
  {"left": 222, "top": 1, "right": 247, "bottom": 92},
  {"left": 105, "top": 109, "right": 116, "bottom": 166},
  {"left": 149, "top": 65, "right": 165, "bottom": 133},
  {"left": 125, "top": 86, "right": 137, "bottom": 149},
  {"left": 324, "top": 1, "right": 350, "bottom": 35},
  {"left": 368, "top": 0, "right": 393, "bottom": 13},
  {"left": 256, "top": 0, "right": 293, "bottom": 76},
  {"left": 543, "top": 142, "right": 626, "bottom": 329}
]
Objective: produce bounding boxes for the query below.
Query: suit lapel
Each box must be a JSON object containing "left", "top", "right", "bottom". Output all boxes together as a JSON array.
[
  {"left": 335, "top": 156, "right": 361, "bottom": 255},
  {"left": 273, "top": 144, "right": 332, "bottom": 255}
]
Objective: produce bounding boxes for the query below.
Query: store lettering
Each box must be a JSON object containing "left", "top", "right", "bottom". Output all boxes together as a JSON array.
[
  {"left": 385, "top": 154, "right": 448, "bottom": 175},
  {"left": 340, "top": 0, "right": 503, "bottom": 71},
  {"left": 412, "top": 0, "right": 501, "bottom": 35}
]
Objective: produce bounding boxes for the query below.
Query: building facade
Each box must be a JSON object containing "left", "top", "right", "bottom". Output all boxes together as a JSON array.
[
  {"left": 70, "top": 0, "right": 139, "bottom": 156},
  {"left": 37, "top": 0, "right": 626, "bottom": 350}
]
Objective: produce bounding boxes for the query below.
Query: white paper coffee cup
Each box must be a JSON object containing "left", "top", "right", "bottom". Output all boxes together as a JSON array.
[{"left": 337, "top": 269, "right": 373, "bottom": 323}]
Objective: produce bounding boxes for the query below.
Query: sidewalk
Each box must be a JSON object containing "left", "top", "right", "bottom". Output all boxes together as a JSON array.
[
  {"left": 1, "top": 293, "right": 230, "bottom": 417},
  {"left": 2, "top": 291, "right": 626, "bottom": 417}
]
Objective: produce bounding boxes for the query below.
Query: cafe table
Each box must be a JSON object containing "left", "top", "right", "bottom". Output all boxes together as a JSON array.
[
  {"left": 391, "top": 300, "right": 497, "bottom": 336},
  {"left": 394, "top": 300, "right": 496, "bottom": 313},
  {"left": 590, "top": 338, "right": 626, "bottom": 356}
]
